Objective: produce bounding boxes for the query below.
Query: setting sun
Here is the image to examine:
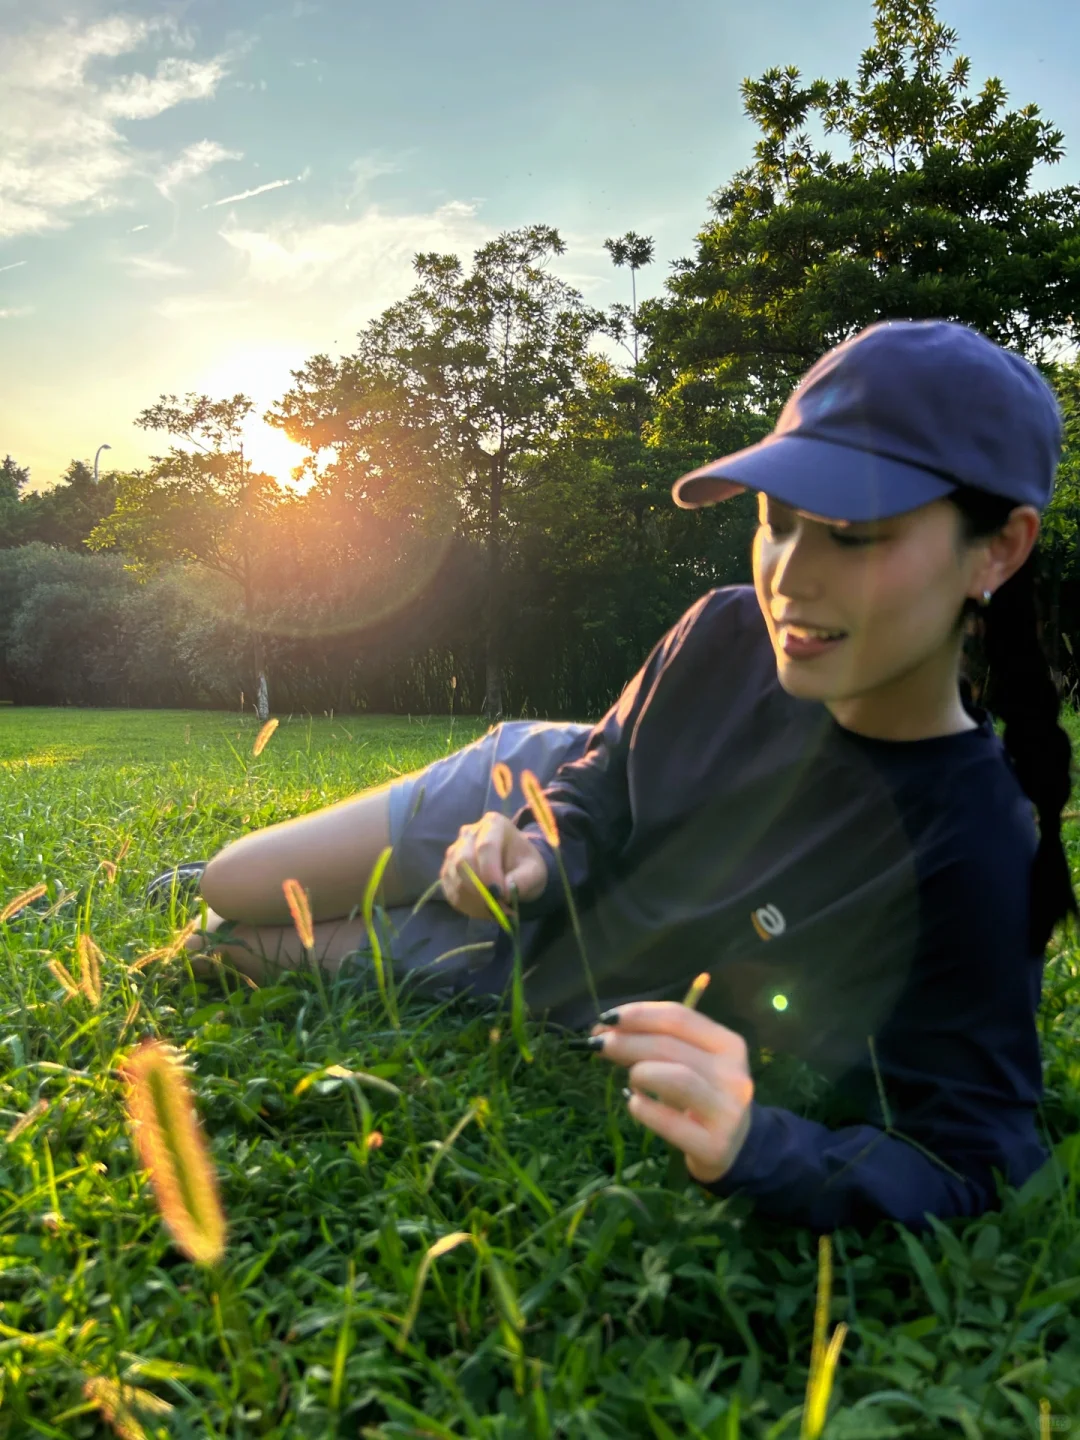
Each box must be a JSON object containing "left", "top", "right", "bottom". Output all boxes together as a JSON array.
[{"left": 196, "top": 345, "right": 317, "bottom": 489}]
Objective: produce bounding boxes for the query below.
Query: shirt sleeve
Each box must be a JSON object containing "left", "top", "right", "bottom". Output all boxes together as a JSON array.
[
  {"left": 699, "top": 842, "right": 1050, "bottom": 1235},
  {"left": 512, "top": 592, "right": 719, "bottom": 921}
]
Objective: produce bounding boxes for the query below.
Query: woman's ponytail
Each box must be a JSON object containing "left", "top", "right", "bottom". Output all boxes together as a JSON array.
[
  {"left": 952, "top": 489, "right": 1078, "bottom": 955},
  {"left": 982, "top": 553, "right": 1077, "bottom": 953}
]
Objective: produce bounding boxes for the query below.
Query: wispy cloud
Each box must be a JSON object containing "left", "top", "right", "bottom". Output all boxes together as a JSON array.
[
  {"left": 158, "top": 140, "right": 242, "bottom": 196},
  {"left": 0, "top": 261, "right": 28, "bottom": 274},
  {"left": 0, "top": 15, "right": 231, "bottom": 240},
  {"left": 0, "top": 307, "right": 33, "bottom": 320},
  {"left": 126, "top": 256, "right": 188, "bottom": 279},
  {"left": 205, "top": 177, "right": 298, "bottom": 208},
  {"left": 129, "top": 224, "right": 150, "bottom": 233},
  {"left": 220, "top": 199, "right": 490, "bottom": 292}
]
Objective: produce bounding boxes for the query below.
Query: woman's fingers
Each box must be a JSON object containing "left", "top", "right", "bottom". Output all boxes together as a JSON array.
[
  {"left": 592, "top": 999, "right": 748, "bottom": 1063},
  {"left": 440, "top": 817, "right": 508, "bottom": 918},
  {"left": 586, "top": 1005, "right": 756, "bottom": 1183},
  {"left": 473, "top": 813, "right": 508, "bottom": 896}
]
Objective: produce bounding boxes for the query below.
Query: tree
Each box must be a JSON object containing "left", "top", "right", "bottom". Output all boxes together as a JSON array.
[
  {"left": 271, "top": 225, "right": 601, "bottom": 718},
  {"left": 87, "top": 395, "right": 281, "bottom": 721},
  {"left": 603, "top": 232, "right": 655, "bottom": 366},
  {"left": 0, "top": 455, "right": 29, "bottom": 504},
  {"left": 645, "top": 0, "right": 1080, "bottom": 452}
]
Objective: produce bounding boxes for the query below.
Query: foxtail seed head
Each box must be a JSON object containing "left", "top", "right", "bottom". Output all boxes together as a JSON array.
[
  {"left": 520, "top": 769, "right": 559, "bottom": 849},
  {"left": 0, "top": 883, "right": 47, "bottom": 924},
  {"left": 282, "top": 878, "right": 316, "bottom": 950},
  {"left": 77, "top": 933, "right": 104, "bottom": 1007},
  {"left": 682, "top": 971, "right": 711, "bottom": 1010},
  {"left": 47, "top": 959, "right": 81, "bottom": 1000},
  {"left": 122, "top": 1040, "right": 226, "bottom": 1267},
  {"left": 252, "top": 717, "right": 279, "bottom": 756},
  {"left": 492, "top": 762, "right": 513, "bottom": 801}
]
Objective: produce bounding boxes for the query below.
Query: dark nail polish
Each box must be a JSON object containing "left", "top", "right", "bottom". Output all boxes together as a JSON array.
[
  {"left": 567, "top": 1034, "right": 605, "bottom": 1051},
  {"left": 597, "top": 1008, "right": 621, "bottom": 1025}
]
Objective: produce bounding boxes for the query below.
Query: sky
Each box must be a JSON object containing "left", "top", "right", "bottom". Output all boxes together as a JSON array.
[{"left": 3, "top": 0, "right": 1080, "bottom": 492}]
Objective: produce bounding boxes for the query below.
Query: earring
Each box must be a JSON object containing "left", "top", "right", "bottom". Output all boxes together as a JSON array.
[{"left": 978, "top": 588, "right": 992, "bottom": 608}]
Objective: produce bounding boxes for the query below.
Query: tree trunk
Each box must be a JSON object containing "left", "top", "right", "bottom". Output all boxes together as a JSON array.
[
  {"left": 242, "top": 553, "right": 270, "bottom": 722},
  {"left": 485, "top": 465, "right": 504, "bottom": 720}
]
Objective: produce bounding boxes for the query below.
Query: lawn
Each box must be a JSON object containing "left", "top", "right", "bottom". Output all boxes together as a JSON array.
[{"left": 1, "top": 705, "right": 1079, "bottom": 1439}]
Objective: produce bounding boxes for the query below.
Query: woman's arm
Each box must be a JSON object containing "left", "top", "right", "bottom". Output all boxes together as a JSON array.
[{"left": 511, "top": 594, "right": 719, "bottom": 919}]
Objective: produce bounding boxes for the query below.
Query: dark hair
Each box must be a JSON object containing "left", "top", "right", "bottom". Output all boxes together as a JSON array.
[{"left": 948, "top": 484, "right": 1078, "bottom": 954}]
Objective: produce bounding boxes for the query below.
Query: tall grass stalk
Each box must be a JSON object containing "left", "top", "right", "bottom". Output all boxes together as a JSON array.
[
  {"left": 459, "top": 860, "right": 532, "bottom": 1064},
  {"left": 521, "top": 769, "right": 601, "bottom": 1021},
  {"left": 362, "top": 845, "right": 400, "bottom": 1030},
  {"left": 800, "top": 1234, "right": 848, "bottom": 1440},
  {"left": 397, "top": 1232, "right": 474, "bottom": 1351},
  {"left": 282, "top": 877, "right": 334, "bottom": 1025}
]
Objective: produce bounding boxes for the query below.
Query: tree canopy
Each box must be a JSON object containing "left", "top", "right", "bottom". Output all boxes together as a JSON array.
[{"left": 3, "top": 0, "right": 1079, "bottom": 714}]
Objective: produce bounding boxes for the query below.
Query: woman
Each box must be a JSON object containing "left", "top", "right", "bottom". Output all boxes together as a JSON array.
[{"left": 161, "top": 319, "right": 1077, "bottom": 1234}]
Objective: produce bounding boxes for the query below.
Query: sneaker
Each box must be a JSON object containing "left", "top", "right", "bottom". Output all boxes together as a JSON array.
[{"left": 145, "top": 861, "right": 208, "bottom": 909}]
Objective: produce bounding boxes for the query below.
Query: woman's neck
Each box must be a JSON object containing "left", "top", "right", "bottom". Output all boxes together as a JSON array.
[{"left": 826, "top": 645, "right": 978, "bottom": 742}]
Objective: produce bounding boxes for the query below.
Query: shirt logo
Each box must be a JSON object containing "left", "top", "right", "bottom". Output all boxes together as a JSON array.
[{"left": 751, "top": 904, "right": 786, "bottom": 941}]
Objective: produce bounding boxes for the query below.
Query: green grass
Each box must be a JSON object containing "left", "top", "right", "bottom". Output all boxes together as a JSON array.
[{"left": 1, "top": 705, "right": 1080, "bottom": 1439}]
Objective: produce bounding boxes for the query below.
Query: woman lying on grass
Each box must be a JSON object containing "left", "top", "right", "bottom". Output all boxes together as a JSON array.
[{"left": 163, "top": 319, "right": 1078, "bottom": 1236}]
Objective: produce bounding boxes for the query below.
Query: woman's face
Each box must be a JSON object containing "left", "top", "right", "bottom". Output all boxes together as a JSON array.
[{"left": 752, "top": 492, "right": 982, "bottom": 711}]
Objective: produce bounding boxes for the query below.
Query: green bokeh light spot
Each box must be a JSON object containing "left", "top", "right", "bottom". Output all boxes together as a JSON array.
[{"left": 772, "top": 993, "right": 789, "bottom": 1012}]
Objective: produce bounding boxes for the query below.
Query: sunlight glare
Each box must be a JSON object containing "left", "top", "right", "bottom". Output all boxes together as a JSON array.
[{"left": 195, "top": 345, "right": 319, "bottom": 491}]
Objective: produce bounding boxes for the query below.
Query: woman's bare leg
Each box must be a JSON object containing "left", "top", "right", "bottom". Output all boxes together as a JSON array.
[
  {"left": 184, "top": 906, "right": 381, "bottom": 984},
  {"left": 198, "top": 779, "right": 412, "bottom": 928}
]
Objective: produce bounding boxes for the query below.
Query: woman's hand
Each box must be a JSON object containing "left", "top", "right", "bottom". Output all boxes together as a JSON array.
[
  {"left": 440, "top": 811, "right": 548, "bottom": 919},
  {"left": 588, "top": 1002, "right": 755, "bottom": 1184}
]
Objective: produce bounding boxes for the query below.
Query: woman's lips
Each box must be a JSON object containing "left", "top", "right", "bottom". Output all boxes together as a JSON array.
[{"left": 779, "top": 626, "right": 848, "bottom": 659}]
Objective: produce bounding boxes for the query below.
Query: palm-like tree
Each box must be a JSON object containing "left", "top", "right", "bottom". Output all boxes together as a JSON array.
[{"left": 603, "top": 232, "right": 655, "bottom": 364}]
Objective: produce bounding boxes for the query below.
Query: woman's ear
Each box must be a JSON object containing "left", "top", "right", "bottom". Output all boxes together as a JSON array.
[{"left": 976, "top": 505, "right": 1040, "bottom": 598}]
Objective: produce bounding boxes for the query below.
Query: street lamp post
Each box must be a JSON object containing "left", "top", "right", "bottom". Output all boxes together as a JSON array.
[{"left": 93, "top": 443, "right": 112, "bottom": 483}]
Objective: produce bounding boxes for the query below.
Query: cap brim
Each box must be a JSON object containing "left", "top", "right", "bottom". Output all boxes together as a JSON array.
[{"left": 671, "top": 433, "right": 957, "bottom": 522}]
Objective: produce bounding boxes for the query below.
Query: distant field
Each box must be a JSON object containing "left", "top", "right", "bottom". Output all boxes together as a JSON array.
[{"left": 1, "top": 706, "right": 1079, "bottom": 1437}]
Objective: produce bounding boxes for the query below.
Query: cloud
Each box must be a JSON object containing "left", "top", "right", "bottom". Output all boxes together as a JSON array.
[
  {"left": 205, "top": 177, "right": 297, "bottom": 208},
  {"left": 0, "top": 260, "right": 28, "bottom": 274},
  {"left": 0, "top": 307, "right": 33, "bottom": 320},
  {"left": 101, "top": 56, "right": 227, "bottom": 120},
  {"left": 158, "top": 139, "right": 242, "bottom": 196},
  {"left": 126, "top": 255, "right": 188, "bottom": 279},
  {"left": 219, "top": 200, "right": 490, "bottom": 292},
  {"left": 129, "top": 224, "right": 149, "bottom": 233},
  {"left": 0, "top": 14, "right": 231, "bottom": 240}
]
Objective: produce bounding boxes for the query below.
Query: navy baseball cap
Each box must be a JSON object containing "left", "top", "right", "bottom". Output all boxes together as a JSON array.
[{"left": 671, "top": 320, "right": 1063, "bottom": 522}]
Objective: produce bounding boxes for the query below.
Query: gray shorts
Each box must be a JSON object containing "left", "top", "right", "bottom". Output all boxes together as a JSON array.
[{"left": 348, "top": 720, "right": 590, "bottom": 1001}]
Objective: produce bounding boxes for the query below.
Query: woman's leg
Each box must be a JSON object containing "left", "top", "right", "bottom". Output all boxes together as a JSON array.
[
  {"left": 198, "top": 781, "right": 402, "bottom": 927},
  {"left": 189, "top": 720, "right": 592, "bottom": 985}
]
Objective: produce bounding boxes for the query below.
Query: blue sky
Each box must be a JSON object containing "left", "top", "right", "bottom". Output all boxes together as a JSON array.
[{"left": 3, "top": 0, "right": 1080, "bottom": 490}]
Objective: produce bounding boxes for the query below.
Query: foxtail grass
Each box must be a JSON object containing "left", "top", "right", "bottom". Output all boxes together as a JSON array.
[
  {"left": 521, "top": 768, "right": 600, "bottom": 1020},
  {"left": 0, "top": 882, "right": 47, "bottom": 924},
  {"left": 362, "top": 846, "right": 400, "bottom": 1029},
  {"left": 76, "top": 933, "right": 104, "bottom": 1007},
  {"left": 252, "top": 718, "right": 279, "bottom": 756},
  {"left": 800, "top": 1233, "right": 848, "bottom": 1439},
  {"left": 122, "top": 1040, "right": 227, "bottom": 1267},
  {"left": 397, "top": 1231, "right": 474, "bottom": 1351},
  {"left": 682, "top": 971, "right": 711, "bottom": 1009},
  {"left": 82, "top": 1375, "right": 173, "bottom": 1440},
  {"left": 492, "top": 761, "right": 513, "bottom": 801}
]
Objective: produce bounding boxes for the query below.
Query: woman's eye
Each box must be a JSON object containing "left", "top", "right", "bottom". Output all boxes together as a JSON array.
[{"left": 829, "top": 531, "right": 878, "bottom": 548}]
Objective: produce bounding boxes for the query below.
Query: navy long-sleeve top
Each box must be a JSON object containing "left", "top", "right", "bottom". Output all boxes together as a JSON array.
[{"left": 467, "top": 585, "right": 1050, "bottom": 1235}]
